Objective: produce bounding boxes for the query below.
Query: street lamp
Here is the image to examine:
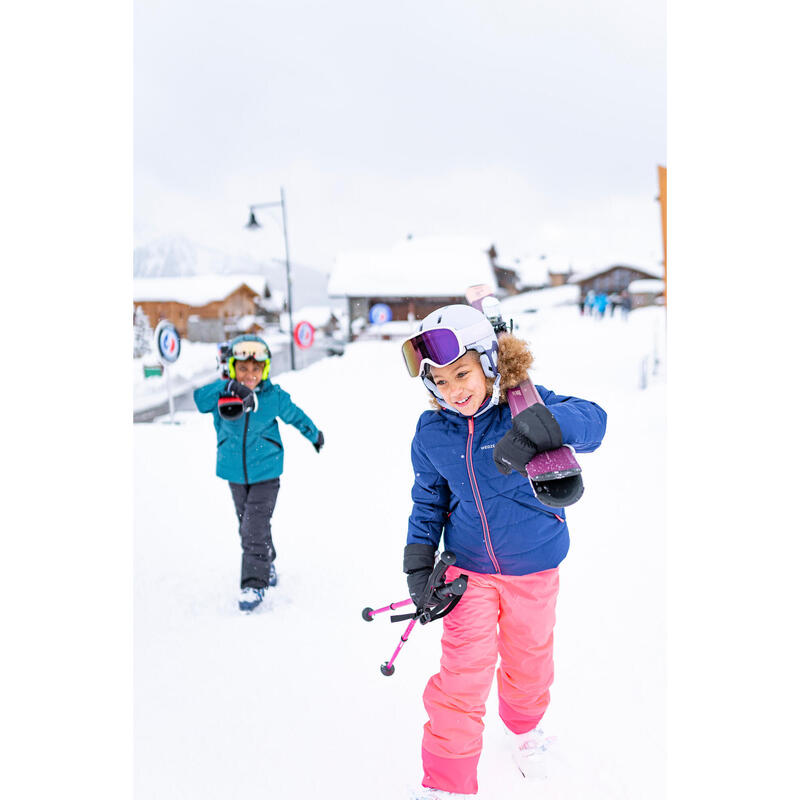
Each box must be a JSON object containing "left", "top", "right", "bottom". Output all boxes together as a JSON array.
[{"left": 245, "top": 187, "right": 296, "bottom": 370}]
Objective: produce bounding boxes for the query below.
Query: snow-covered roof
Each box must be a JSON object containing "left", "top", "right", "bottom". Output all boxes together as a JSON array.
[
  {"left": 628, "top": 279, "right": 665, "bottom": 294},
  {"left": 507, "top": 256, "right": 573, "bottom": 287},
  {"left": 508, "top": 257, "right": 548, "bottom": 287},
  {"left": 500, "top": 249, "right": 576, "bottom": 286},
  {"left": 260, "top": 289, "right": 285, "bottom": 313},
  {"left": 230, "top": 315, "right": 263, "bottom": 332},
  {"left": 328, "top": 236, "right": 497, "bottom": 297},
  {"left": 280, "top": 305, "right": 343, "bottom": 329},
  {"left": 499, "top": 285, "right": 580, "bottom": 315},
  {"left": 133, "top": 274, "right": 267, "bottom": 306}
]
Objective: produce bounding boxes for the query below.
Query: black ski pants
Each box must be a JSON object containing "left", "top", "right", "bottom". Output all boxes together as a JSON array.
[{"left": 228, "top": 478, "right": 280, "bottom": 589}]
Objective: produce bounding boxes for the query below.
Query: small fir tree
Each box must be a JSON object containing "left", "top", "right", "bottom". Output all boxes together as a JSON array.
[{"left": 134, "top": 306, "right": 153, "bottom": 358}]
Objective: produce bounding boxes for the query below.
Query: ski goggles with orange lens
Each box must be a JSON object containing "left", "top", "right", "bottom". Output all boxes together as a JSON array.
[
  {"left": 231, "top": 340, "right": 270, "bottom": 361},
  {"left": 401, "top": 327, "right": 467, "bottom": 378}
]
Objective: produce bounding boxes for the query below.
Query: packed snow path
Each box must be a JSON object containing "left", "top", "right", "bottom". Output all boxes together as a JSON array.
[{"left": 135, "top": 304, "right": 665, "bottom": 799}]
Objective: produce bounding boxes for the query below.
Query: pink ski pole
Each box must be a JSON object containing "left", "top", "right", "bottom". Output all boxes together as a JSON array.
[
  {"left": 361, "top": 598, "right": 414, "bottom": 621},
  {"left": 380, "top": 618, "right": 417, "bottom": 676}
]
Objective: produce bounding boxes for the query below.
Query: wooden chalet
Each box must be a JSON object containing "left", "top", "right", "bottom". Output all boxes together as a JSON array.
[
  {"left": 133, "top": 275, "right": 281, "bottom": 341},
  {"left": 573, "top": 265, "right": 663, "bottom": 303},
  {"left": 328, "top": 237, "right": 499, "bottom": 341}
]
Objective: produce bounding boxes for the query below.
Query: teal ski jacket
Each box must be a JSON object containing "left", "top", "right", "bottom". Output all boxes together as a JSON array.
[{"left": 194, "top": 378, "right": 319, "bottom": 484}]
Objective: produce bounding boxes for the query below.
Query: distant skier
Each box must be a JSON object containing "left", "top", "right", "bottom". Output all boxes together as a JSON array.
[
  {"left": 194, "top": 334, "right": 324, "bottom": 612},
  {"left": 399, "top": 305, "right": 607, "bottom": 798},
  {"left": 582, "top": 289, "right": 595, "bottom": 316},
  {"left": 594, "top": 291, "right": 608, "bottom": 318}
]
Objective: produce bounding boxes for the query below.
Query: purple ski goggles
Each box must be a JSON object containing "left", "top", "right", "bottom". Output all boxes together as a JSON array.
[{"left": 401, "top": 327, "right": 464, "bottom": 378}]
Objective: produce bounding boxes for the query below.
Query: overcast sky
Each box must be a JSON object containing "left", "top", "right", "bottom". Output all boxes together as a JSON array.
[{"left": 134, "top": 0, "right": 665, "bottom": 274}]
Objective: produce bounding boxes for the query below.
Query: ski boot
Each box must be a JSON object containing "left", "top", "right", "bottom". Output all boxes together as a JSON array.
[
  {"left": 238, "top": 586, "right": 265, "bottom": 612},
  {"left": 508, "top": 726, "right": 555, "bottom": 779},
  {"left": 268, "top": 562, "right": 278, "bottom": 587}
]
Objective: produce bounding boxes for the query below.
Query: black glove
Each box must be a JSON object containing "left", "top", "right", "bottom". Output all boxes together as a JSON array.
[
  {"left": 403, "top": 543, "right": 436, "bottom": 609},
  {"left": 313, "top": 431, "right": 324, "bottom": 453},
  {"left": 224, "top": 380, "right": 257, "bottom": 413},
  {"left": 226, "top": 379, "right": 252, "bottom": 399},
  {"left": 493, "top": 404, "right": 563, "bottom": 476}
]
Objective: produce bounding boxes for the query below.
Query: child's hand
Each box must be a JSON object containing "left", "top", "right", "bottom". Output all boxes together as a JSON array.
[
  {"left": 313, "top": 431, "right": 325, "bottom": 453},
  {"left": 403, "top": 543, "right": 436, "bottom": 609},
  {"left": 493, "top": 429, "right": 537, "bottom": 475},
  {"left": 219, "top": 381, "right": 258, "bottom": 417},
  {"left": 226, "top": 380, "right": 253, "bottom": 399},
  {"left": 493, "top": 405, "right": 563, "bottom": 475}
]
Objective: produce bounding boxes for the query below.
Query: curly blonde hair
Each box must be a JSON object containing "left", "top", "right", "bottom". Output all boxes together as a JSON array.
[{"left": 426, "top": 332, "right": 534, "bottom": 409}]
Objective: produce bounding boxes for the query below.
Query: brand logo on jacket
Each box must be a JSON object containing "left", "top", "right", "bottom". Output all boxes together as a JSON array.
[{"left": 480, "top": 443, "right": 495, "bottom": 450}]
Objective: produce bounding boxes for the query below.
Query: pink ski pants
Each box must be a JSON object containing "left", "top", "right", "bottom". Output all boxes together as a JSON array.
[{"left": 421, "top": 566, "right": 559, "bottom": 795}]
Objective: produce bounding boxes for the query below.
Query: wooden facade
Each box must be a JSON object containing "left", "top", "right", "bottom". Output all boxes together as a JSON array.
[
  {"left": 134, "top": 283, "right": 266, "bottom": 339},
  {"left": 346, "top": 295, "right": 466, "bottom": 340},
  {"left": 548, "top": 271, "right": 570, "bottom": 287},
  {"left": 574, "top": 266, "right": 661, "bottom": 302}
]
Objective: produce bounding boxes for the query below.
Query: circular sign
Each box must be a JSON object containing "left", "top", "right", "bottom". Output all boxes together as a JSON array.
[
  {"left": 369, "top": 303, "right": 393, "bottom": 324},
  {"left": 154, "top": 320, "right": 181, "bottom": 364},
  {"left": 293, "top": 321, "right": 315, "bottom": 349}
]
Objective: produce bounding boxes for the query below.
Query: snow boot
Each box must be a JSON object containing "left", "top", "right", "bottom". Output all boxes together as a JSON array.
[
  {"left": 238, "top": 586, "right": 265, "bottom": 612},
  {"left": 268, "top": 562, "right": 278, "bottom": 587},
  {"left": 408, "top": 786, "right": 473, "bottom": 799},
  {"left": 508, "top": 726, "right": 556, "bottom": 779}
]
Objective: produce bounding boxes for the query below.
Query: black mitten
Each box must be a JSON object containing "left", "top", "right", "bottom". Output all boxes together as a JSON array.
[
  {"left": 512, "top": 404, "right": 563, "bottom": 451},
  {"left": 403, "top": 543, "right": 436, "bottom": 609},
  {"left": 224, "top": 380, "right": 257, "bottom": 413},
  {"left": 493, "top": 429, "right": 537, "bottom": 475},
  {"left": 225, "top": 379, "right": 253, "bottom": 400},
  {"left": 493, "top": 404, "right": 563, "bottom": 476},
  {"left": 313, "top": 431, "right": 324, "bottom": 453}
]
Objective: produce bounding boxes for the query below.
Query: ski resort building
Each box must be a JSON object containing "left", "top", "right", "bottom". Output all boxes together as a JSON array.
[
  {"left": 572, "top": 264, "right": 664, "bottom": 305},
  {"left": 328, "top": 236, "right": 500, "bottom": 341},
  {"left": 133, "top": 274, "right": 284, "bottom": 341}
]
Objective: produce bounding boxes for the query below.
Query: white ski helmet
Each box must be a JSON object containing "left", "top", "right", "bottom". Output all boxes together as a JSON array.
[{"left": 403, "top": 304, "right": 501, "bottom": 413}]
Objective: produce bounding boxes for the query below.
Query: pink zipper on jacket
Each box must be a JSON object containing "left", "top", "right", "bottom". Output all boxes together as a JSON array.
[{"left": 466, "top": 416, "right": 501, "bottom": 574}]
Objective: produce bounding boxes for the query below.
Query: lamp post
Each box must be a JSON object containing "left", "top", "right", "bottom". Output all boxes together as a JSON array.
[{"left": 245, "top": 187, "right": 296, "bottom": 370}]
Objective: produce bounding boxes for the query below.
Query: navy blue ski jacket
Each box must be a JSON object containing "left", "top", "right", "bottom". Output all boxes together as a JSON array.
[
  {"left": 407, "top": 386, "right": 607, "bottom": 575},
  {"left": 194, "top": 378, "right": 319, "bottom": 484}
]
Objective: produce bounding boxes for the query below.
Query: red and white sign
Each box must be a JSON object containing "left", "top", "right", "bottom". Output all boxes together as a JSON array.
[
  {"left": 293, "top": 321, "right": 315, "bottom": 349},
  {"left": 154, "top": 320, "right": 181, "bottom": 364}
]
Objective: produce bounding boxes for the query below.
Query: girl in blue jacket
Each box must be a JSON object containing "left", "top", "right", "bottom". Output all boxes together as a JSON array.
[
  {"left": 400, "top": 305, "right": 607, "bottom": 799},
  {"left": 194, "top": 335, "right": 323, "bottom": 612}
]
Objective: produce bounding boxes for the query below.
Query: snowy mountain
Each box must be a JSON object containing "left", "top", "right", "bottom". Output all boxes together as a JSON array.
[{"left": 133, "top": 234, "right": 331, "bottom": 308}]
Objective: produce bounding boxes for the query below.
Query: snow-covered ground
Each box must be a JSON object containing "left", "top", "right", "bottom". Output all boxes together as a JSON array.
[{"left": 134, "top": 302, "right": 665, "bottom": 799}]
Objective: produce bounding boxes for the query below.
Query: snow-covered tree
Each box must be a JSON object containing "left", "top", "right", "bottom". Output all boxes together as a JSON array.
[{"left": 134, "top": 306, "right": 153, "bottom": 358}]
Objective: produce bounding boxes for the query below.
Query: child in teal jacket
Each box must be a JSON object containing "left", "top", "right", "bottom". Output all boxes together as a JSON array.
[{"left": 194, "top": 335, "right": 323, "bottom": 611}]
